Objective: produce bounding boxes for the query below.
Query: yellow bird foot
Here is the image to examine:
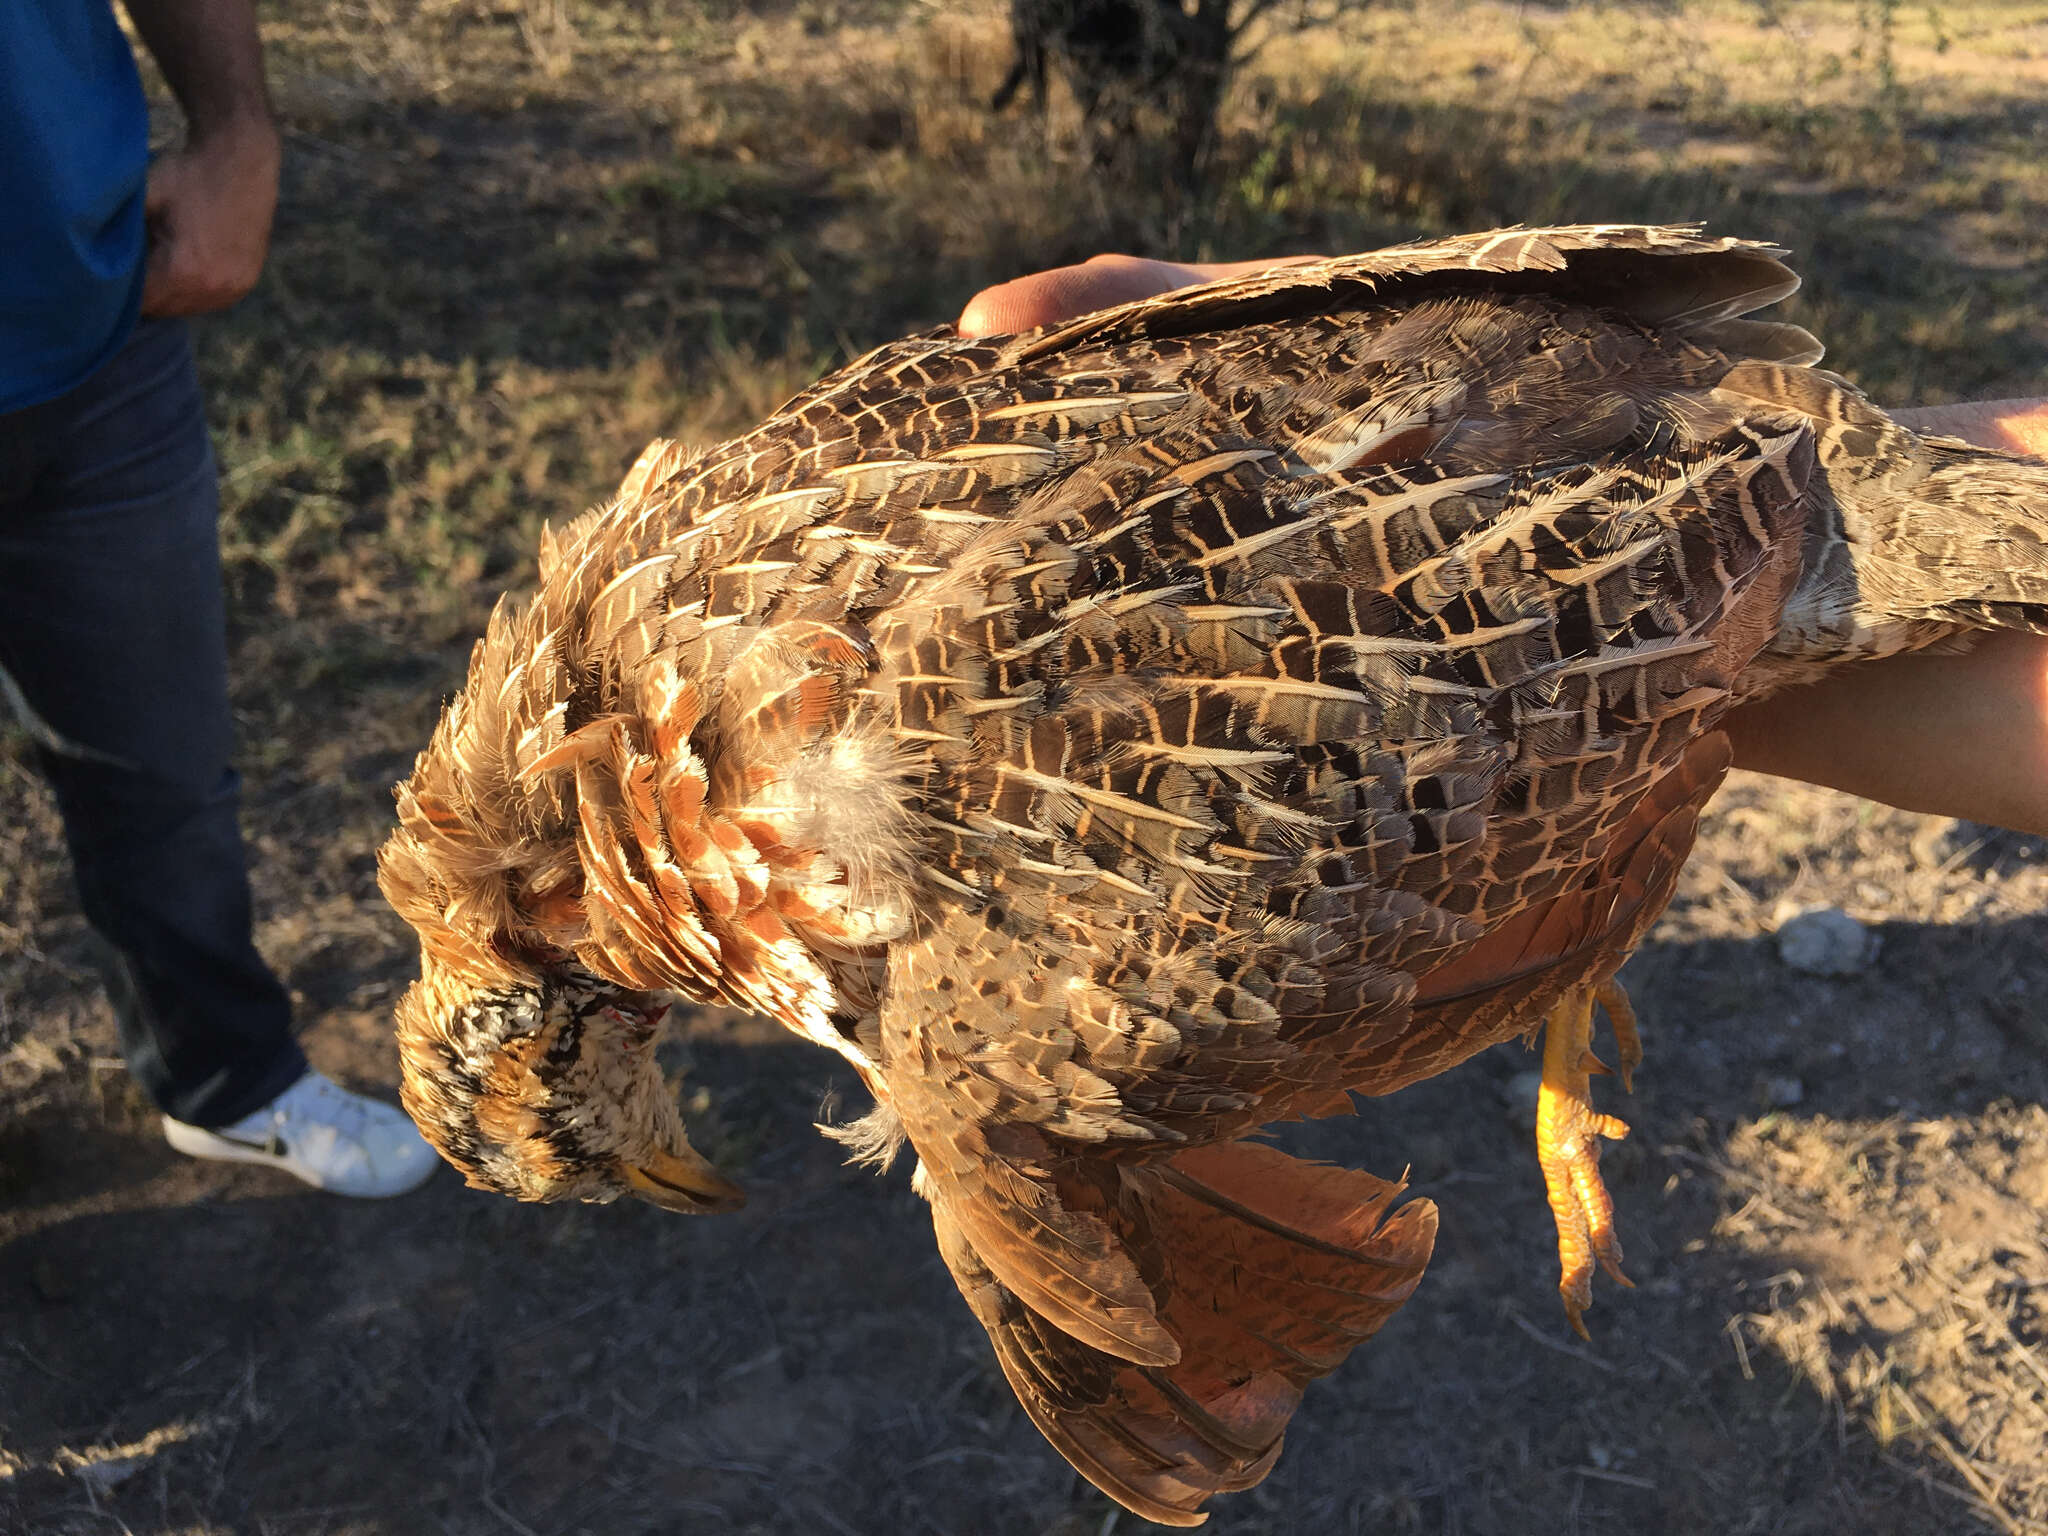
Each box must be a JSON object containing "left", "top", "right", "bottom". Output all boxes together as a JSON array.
[
  {"left": 1596, "top": 976, "right": 1640, "bottom": 1093},
  {"left": 1537, "top": 985, "right": 1635, "bottom": 1340}
]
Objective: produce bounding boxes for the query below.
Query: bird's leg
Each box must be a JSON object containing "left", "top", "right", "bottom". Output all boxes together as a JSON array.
[{"left": 1537, "top": 986, "right": 1634, "bottom": 1340}]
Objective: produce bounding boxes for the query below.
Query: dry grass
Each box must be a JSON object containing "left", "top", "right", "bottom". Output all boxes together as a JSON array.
[{"left": 5, "top": 1, "right": 2048, "bottom": 1532}]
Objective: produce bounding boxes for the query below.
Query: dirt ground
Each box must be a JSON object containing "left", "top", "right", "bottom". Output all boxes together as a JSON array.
[{"left": 5, "top": 2, "right": 2048, "bottom": 1533}]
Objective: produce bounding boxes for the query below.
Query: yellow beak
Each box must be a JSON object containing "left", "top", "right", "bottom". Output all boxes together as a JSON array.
[{"left": 622, "top": 1145, "right": 746, "bottom": 1214}]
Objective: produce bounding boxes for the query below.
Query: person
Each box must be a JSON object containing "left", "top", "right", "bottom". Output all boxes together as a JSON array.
[
  {"left": 959, "top": 255, "right": 2048, "bottom": 840},
  {"left": 1, "top": 0, "right": 437, "bottom": 1197}
]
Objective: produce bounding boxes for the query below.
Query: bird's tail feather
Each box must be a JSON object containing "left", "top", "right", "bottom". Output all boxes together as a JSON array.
[
  {"left": 1714, "top": 362, "right": 2048, "bottom": 679},
  {"left": 1860, "top": 439, "right": 2048, "bottom": 635},
  {"left": 931, "top": 1141, "right": 1435, "bottom": 1526}
]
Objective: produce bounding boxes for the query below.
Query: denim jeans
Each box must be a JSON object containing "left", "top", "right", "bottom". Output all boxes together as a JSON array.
[{"left": 0, "top": 316, "right": 305, "bottom": 1127}]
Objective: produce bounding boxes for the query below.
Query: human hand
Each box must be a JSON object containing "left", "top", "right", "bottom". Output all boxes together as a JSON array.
[
  {"left": 140, "top": 118, "right": 281, "bottom": 317},
  {"left": 957, "top": 253, "right": 1320, "bottom": 337},
  {"left": 958, "top": 253, "right": 2048, "bottom": 833}
]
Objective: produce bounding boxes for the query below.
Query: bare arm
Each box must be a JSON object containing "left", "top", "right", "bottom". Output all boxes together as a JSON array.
[
  {"left": 957, "top": 264, "right": 2048, "bottom": 835},
  {"left": 120, "top": 0, "right": 280, "bottom": 316},
  {"left": 1895, "top": 399, "right": 2048, "bottom": 460}
]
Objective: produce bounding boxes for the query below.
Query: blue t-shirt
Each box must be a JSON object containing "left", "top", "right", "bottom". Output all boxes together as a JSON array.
[{"left": 1, "top": 0, "right": 150, "bottom": 414}]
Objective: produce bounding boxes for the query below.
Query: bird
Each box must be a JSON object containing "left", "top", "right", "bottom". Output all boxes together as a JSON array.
[{"left": 379, "top": 225, "right": 2048, "bottom": 1525}]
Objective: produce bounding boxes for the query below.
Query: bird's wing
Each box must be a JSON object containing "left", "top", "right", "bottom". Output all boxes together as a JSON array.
[
  {"left": 867, "top": 414, "right": 1814, "bottom": 1127},
  {"left": 855, "top": 227, "right": 1830, "bottom": 1519},
  {"left": 868, "top": 426, "right": 1798, "bottom": 1522},
  {"left": 882, "top": 724, "right": 1726, "bottom": 1525}
]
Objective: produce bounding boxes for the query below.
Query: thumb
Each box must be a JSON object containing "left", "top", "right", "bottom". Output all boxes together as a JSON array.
[{"left": 958, "top": 256, "right": 1199, "bottom": 338}]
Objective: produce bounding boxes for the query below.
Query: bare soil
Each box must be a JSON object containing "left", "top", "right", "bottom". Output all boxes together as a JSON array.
[{"left": 5, "top": 3, "right": 2048, "bottom": 1532}]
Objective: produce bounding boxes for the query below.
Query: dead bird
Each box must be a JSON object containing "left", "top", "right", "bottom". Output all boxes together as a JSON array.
[{"left": 379, "top": 225, "right": 2048, "bottom": 1525}]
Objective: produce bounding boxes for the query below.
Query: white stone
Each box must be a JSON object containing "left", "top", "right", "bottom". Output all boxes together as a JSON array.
[{"left": 1775, "top": 905, "right": 1874, "bottom": 977}]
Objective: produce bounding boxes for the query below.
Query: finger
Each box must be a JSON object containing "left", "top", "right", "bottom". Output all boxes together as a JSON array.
[
  {"left": 957, "top": 253, "right": 1328, "bottom": 337},
  {"left": 957, "top": 256, "right": 1195, "bottom": 337}
]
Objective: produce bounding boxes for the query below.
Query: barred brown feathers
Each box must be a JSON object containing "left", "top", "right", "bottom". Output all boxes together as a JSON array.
[{"left": 380, "top": 224, "right": 2048, "bottom": 1523}]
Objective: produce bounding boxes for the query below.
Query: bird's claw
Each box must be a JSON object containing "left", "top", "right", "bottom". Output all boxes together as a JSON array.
[
  {"left": 1547, "top": 1108, "right": 1634, "bottom": 1339},
  {"left": 1597, "top": 977, "right": 1640, "bottom": 1094},
  {"left": 1537, "top": 984, "right": 1638, "bottom": 1340}
]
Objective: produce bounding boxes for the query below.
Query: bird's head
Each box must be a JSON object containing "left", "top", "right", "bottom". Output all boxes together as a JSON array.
[
  {"left": 379, "top": 458, "right": 913, "bottom": 1213},
  {"left": 392, "top": 959, "right": 745, "bottom": 1213}
]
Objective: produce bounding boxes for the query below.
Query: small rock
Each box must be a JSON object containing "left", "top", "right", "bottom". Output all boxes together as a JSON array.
[
  {"left": 1762, "top": 1074, "right": 1805, "bottom": 1108},
  {"left": 1775, "top": 905, "right": 1874, "bottom": 976}
]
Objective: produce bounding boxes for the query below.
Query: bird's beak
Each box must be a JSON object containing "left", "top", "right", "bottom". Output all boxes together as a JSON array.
[{"left": 621, "top": 1144, "right": 746, "bottom": 1214}]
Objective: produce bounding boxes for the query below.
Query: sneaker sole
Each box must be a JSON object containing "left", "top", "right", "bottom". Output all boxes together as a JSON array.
[{"left": 162, "top": 1117, "right": 437, "bottom": 1198}]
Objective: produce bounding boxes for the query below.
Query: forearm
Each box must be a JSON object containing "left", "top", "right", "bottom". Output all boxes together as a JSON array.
[
  {"left": 1893, "top": 399, "right": 2048, "bottom": 458},
  {"left": 119, "top": 0, "right": 274, "bottom": 143},
  {"left": 1721, "top": 631, "right": 2048, "bottom": 834},
  {"left": 126, "top": 0, "right": 280, "bottom": 316}
]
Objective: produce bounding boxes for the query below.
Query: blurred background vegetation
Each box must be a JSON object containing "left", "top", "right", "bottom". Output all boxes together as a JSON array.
[{"left": 193, "top": 0, "right": 2046, "bottom": 676}]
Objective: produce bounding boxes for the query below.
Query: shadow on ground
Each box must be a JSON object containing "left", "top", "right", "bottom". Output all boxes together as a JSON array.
[{"left": 6, "top": 911, "right": 2045, "bottom": 1536}]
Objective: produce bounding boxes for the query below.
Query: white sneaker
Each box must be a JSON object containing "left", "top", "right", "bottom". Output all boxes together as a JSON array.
[{"left": 163, "top": 1071, "right": 439, "bottom": 1197}]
